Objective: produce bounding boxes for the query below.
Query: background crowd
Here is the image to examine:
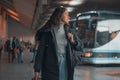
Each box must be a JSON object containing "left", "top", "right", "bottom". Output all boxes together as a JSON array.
[{"left": 0, "top": 36, "right": 36, "bottom": 64}]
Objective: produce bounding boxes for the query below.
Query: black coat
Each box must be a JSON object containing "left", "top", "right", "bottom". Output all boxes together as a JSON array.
[{"left": 34, "top": 26, "right": 81, "bottom": 80}]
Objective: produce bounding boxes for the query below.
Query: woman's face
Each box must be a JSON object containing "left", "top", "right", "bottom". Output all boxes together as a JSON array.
[{"left": 61, "top": 10, "right": 70, "bottom": 25}]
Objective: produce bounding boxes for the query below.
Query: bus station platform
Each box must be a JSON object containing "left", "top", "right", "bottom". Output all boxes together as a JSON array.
[{"left": 0, "top": 51, "right": 120, "bottom": 80}]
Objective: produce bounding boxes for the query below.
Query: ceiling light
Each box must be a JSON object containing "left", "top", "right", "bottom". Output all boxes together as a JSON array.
[
  {"left": 57, "top": 1, "right": 69, "bottom": 4},
  {"left": 9, "top": 15, "right": 20, "bottom": 21},
  {"left": 6, "top": 9, "right": 19, "bottom": 17},
  {"left": 56, "top": 0, "right": 85, "bottom": 6},
  {"left": 69, "top": 0, "right": 84, "bottom": 6}
]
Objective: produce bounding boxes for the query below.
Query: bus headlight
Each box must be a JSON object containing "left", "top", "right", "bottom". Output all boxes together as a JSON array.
[{"left": 84, "top": 52, "right": 93, "bottom": 57}]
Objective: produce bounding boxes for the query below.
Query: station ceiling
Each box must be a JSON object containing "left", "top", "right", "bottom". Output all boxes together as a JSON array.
[{"left": 0, "top": 0, "right": 120, "bottom": 30}]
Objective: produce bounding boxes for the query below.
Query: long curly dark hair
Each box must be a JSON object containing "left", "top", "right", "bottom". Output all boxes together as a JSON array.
[{"left": 44, "top": 6, "right": 67, "bottom": 28}]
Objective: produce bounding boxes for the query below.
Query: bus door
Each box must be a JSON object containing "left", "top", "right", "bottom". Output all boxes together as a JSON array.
[{"left": 76, "top": 18, "right": 96, "bottom": 49}]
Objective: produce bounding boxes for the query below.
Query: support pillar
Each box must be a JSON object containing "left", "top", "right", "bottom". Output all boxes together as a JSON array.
[{"left": 0, "top": 6, "right": 7, "bottom": 40}]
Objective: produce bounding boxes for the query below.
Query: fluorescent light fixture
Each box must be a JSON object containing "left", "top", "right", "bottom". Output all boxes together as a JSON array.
[
  {"left": 10, "top": 15, "right": 20, "bottom": 21},
  {"left": 69, "top": 0, "right": 84, "bottom": 6},
  {"left": 6, "top": 9, "right": 19, "bottom": 17},
  {"left": 57, "top": 1, "right": 68, "bottom": 4},
  {"left": 57, "top": 0, "right": 85, "bottom": 6}
]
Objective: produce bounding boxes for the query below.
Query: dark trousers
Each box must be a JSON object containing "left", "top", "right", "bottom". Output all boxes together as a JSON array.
[{"left": 8, "top": 50, "right": 13, "bottom": 62}]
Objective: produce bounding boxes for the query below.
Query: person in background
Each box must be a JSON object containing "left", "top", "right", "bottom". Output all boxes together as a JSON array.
[
  {"left": 26, "top": 40, "right": 32, "bottom": 49},
  {"left": 30, "top": 29, "right": 40, "bottom": 63},
  {"left": 6, "top": 37, "right": 13, "bottom": 63},
  {"left": 0, "top": 39, "right": 2, "bottom": 60},
  {"left": 12, "top": 36, "right": 20, "bottom": 63},
  {"left": 33, "top": 6, "right": 81, "bottom": 80},
  {"left": 30, "top": 43, "right": 38, "bottom": 63},
  {"left": 19, "top": 38, "right": 25, "bottom": 63}
]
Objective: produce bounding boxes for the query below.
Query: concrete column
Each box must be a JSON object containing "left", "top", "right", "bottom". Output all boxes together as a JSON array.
[
  {"left": 0, "top": 6, "right": 7, "bottom": 41},
  {"left": 2, "top": 10, "right": 7, "bottom": 39}
]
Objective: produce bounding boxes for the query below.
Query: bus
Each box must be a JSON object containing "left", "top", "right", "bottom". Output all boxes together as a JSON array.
[{"left": 76, "top": 10, "right": 120, "bottom": 65}]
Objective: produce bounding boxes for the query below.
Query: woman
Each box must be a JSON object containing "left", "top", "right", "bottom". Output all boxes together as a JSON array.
[{"left": 33, "top": 6, "right": 81, "bottom": 80}]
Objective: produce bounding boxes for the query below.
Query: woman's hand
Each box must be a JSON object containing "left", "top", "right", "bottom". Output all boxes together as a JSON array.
[
  {"left": 67, "top": 32, "right": 75, "bottom": 43},
  {"left": 34, "top": 72, "right": 40, "bottom": 80}
]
